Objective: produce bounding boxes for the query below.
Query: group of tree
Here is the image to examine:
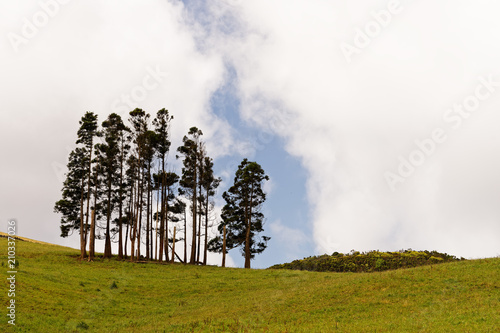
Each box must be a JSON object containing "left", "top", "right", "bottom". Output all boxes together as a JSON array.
[{"left": 54, "top": 109, "right": 270, "bottom": 268}]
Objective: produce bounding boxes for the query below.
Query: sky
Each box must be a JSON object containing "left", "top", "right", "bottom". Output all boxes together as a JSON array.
[{"left": 1, "top": 0, "right": 499, "bottom": 268}]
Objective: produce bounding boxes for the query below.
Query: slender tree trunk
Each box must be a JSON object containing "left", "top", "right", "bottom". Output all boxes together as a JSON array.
[
  {"left": 196, "top": 198, "right": 202, "bottom": 264},
  {"left": 125, "top": 183, "right": 133, "bottom": 259},
  {"left": 190, "top": 163, "right": 197, "bottom": 264},
  {"left": 244, "top": 215, "right": 251, "bottom": 269},
  {"left": 89, "top": 209, "right": 96, "bottom": 261},
  {"left": 163, "top": 185, "right": 169, "bottom": 262},
  {"left": 104, "top": 177, "right": 112, "bottom": 258},
  {"left": 84, "top": 141, "right": 93, "bottom": 258},
  {"left": 203, "top": 192, "right": 209, "bottom": 265},
  {"left": 244, "top": 184, "right": 254, "bottom": 269},
  {"left": 129, "top": 183, "right": 136, "bottom": 261},
  {"left": 146, "top": 163, "right": 151, "bottom": 260},
  {"left": 79, "top": 172, "right": 85, "bottom": 260},
  {"left": 155, "top": 182, "right": 159, "bottom": 261},
  {"left": 137, "top": 173, "right": 144, "bottom": 261},
  {"left": 130, "top": 165, "right": 139, "bottom": 262},
  {"left": 89, "top": 173, "right": 98, "bottom": 260},
  {"left": 159, "top": 171, "right": 165, "bottom": 262},
  {"left": 150, "top": 181, "right": 153, "bottom": 260},
  {"left": 183, "top": 207, "right": 187, "bottom": 264},
  {"left": 124, "top": 215, "right": 129, "bottom": 259},
  {"left": 171, "top": 226, "right": 176, "bottom": 264},
  {"left": 222, "top": 224, "right": 226, "bottom": 268},
  {"left": 118, "top": 141, "right": 125, "bottom": 259}
]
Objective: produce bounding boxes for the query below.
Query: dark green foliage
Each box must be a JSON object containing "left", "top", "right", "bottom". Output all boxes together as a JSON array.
[
  {"left": 95, "top": 113, "right": 128, "bottom": 258},
  {"left": 177, "top": 127, "right": 203, "bottom": 194},
  {"left": 177, "top": 127, "right": 203, "bottom": 264},
  {"left": 54, "top": 148, "right": 87, "bottom": 237},
  {"left": 269, "top": 249, "right": 464, "bottom": 273},
  {"left": 152, "top": 108, "right": 173, "bottom": 163},
  {"left": 209, "top": 159, "right": 270, "bottom": 268}
]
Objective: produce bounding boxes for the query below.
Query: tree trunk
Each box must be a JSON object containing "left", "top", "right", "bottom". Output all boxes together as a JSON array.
[
  {"left": 124, "top": 216, "right": 129, "bottom": 259},
  {"left": 222, "top": 224, "right": 226, "bottom": 268},
  {"left": 183, "top": 207, "right": 187, "bottom": 264},
  {"left": 84, "top": 142, "right": 93, "bottom": 258},
  {"left": 196, "top": 198, "right": 202, "bottom": 264},
  {"left": 79, "top": 172, "right": 85, "bottom": 260},
  {"left": 155, "top": 182, "right": 159, "bottom": 261},
  {"left": 130, "top": 177, "right": 137, "bottom": 262},
  {"left": 244, "top": 184, "right": 254, "bottom": 269},
  {"left": 104, "top": 177, "right": 112, "bottom": 258},
  {"left": 244, "top": 217, "right": 251, "bottom": 269},
  {"left": 146, "top": 163, "right": 151, "bottom": 260},
  {"left": 171, "top": 226, "right": 176, "bottom": 264},
  {"left": 150, "top": 185, "right": 153, "bottom": 260},
  {"left": 159, "top": 172, "right": 164, "bottom": 262},
  {"left": 163, "top": 184, "right": 170, "bottom": 262},
  {"left": 118, "top": 140, "right": 125, "bottom": 259},
  {"left": 88, "top": 209, "right": 96, "bottom": 261},
  {"left": 190, "top": 165, "right": 197, "bottom": 264},
  {"left": 203, "top": 192, "right": 209, "bottom": 265},
  {"left": 137, "top": 174, "right": 143, "bottom": 261}
]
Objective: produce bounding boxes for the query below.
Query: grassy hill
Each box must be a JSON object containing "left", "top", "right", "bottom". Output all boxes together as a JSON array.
[{"left": 1, "top": 235, "right": 499, "bottom": 332}]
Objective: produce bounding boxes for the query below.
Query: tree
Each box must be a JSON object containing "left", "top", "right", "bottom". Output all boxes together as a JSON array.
[
  {"left": 125, "top": 154, "right": 139, "bottom": 260},
  {"left": 88, "top": 160, "right": 103, "bottom": 261},
  {"left": 200, "top": 155, "right": 221, "bottom": 265},
  {"left": 169, "top": 198, "right": 187, "bottom": 263},
  {"left": 95, "top": 113, "right": 126, "bottom": 258},
  {"left": 129, "top": 109, "right": 150, "bottom": 261},
  {"left": 76, "top": 112, "right": 99, "bottom": 259},
  {"left": 177, "top": 127, "right": 203, "bottom": 264},
  {"left": 116, "top": 119, "right": 131, "bottom": 259},
  {"left": 54, "top": 147, "right": 86, "bottom": 238},
  {"left": 153, "top": 109, "right": 173, "bottom": 262},
  {"left": 208, "top": 159, "right": 270, "bottom": 268},
  {"left": 138, "top": 130, "right": 158, "bottom": 260}
]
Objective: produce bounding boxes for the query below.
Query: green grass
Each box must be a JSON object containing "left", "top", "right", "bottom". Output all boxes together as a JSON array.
[{"left": 1, "top": 236, "right": 499, "bottom": 332}]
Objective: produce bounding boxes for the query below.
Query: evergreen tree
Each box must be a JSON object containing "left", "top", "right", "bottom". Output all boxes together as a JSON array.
[
  {"left": 177, "top": 127, "right": 203, "bottom": 264},
  {"left": 153, "top": 109, "right": 173, "bottom": 262},
  {"left": 129, "top": 109, "right": 150, "bottom": 261},
  {"left": 138, "top": 130, "right": 158, "bottom": 260},
  {"left": 88, "top": 160, "right": 103, "bottom": 261},
  {"left": 116, "top": 119, "right": 131, "bottom": 259},
  {"left": 95, "top": 113, "right": 126, "bottom": 258},
  {"left": 76, "top": 112, "right": 98, "bottom": 259},
  {"left": 125, "top": 154, "right": 139, "bottom": 260},
  {"left": 200, "top": 156, "right": 221, "bottom": 265},
  {"left": 54, "top": 147, "right": 87, "bottom": 238},
  {"left": 208, "top": 159, "right": 270, "bottom": 268}
]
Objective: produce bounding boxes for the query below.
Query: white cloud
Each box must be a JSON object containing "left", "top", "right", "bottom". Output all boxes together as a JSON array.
[
  {"left": 200, "top": 0, "right": 500, "bottom": 258},
  {"left": 0, "top": 0, "right": 240, "bottom": 248},
  {"left": 2, "top": 0, "right": 500, "bottom": 263}
]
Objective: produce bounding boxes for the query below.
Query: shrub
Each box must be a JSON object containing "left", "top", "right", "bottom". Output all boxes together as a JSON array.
[{"left": 269, "top": 250, "right": 461, "bottom": 273}]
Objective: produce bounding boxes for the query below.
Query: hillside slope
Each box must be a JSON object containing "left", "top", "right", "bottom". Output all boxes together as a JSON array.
[{"left": 1, "top": 236, "right": 499, "bottom": 332}]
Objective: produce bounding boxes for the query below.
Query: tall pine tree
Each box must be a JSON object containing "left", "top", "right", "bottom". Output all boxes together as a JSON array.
[
  {"left": 95, "top": 113, "right": 126, "bottom": 258},
  {"left": 208, "top": 159, "right": 270, "bottom": 268},
  {"left": 152, "top": 109, "right": 173, "bottom": 262},
  {"left": 76, "top": 112, "right": 98, "bottom": 259},
  {"left": 177, "top": 127, "right": 203, "bottom": 264}
]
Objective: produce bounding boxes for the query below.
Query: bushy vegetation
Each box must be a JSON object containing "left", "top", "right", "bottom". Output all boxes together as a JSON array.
[{"left": 269, "top": 249, "right": 464, "bottom": 273}]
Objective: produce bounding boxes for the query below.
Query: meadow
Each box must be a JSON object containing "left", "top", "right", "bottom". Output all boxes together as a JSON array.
[{"left": 1, "top": 234, "right": 499, "bottom": 332}]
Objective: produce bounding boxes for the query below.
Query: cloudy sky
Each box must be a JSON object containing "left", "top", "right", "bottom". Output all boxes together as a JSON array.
[{"left": 1, "top": 0, "right": 499, "bottom": 268}]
